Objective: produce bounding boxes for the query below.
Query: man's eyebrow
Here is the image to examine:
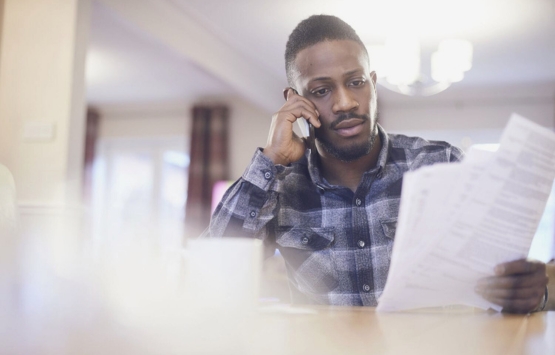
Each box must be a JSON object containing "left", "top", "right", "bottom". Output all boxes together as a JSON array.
[
  {"left": 309, "top": 76, "right": 332, "bottom": 83},
  {"left": 343, "top": 69, "right": 364, "bottom": 77}
]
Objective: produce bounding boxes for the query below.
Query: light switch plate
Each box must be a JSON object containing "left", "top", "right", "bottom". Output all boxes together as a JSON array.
[{"left": 23, "top": 122, "right": 56, "bottom": 142}]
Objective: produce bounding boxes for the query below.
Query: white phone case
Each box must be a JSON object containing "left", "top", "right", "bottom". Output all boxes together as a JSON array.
[{"left": 296, "top": 117, "right": 310, "bottom": 138}]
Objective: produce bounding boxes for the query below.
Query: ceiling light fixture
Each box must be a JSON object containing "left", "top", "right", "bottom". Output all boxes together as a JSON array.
[{"left": 368, "top": 37, "right": 473, "bottom": 96}]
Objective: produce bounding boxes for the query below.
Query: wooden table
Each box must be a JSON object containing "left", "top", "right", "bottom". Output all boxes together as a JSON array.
[
  {"left": 235, "top": 306, "right": 554, "bottom": 355},
  {"left": 5, "top": 302, "right": 553, "bottom": 354}
]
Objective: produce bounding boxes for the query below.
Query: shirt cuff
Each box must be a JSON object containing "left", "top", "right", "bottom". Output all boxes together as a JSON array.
[
  {"left": 241, "top": 148, "right": 280, "bottom": 191},
  {"left": 545, "top": 262, "right": 555, "bottom": 311}
]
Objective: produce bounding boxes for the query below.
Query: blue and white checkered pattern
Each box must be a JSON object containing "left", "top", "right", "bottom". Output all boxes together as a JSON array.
[{"left": 204, "top": 124, "right": 463, "bottom": 306}]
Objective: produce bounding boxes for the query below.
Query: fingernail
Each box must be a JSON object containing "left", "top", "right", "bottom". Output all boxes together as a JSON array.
[{"left": 494, "top": 265, "right": 504, "bottom": 275}]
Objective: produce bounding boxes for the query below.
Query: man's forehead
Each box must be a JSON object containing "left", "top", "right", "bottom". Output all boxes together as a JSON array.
[{"left": 292, "top": 40, "right": 369, "bottom": 83}]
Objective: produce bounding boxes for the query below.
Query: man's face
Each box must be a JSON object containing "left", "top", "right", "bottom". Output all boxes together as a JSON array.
[{"left": 292, "top": 40, "right": 378, "bottom": 162}]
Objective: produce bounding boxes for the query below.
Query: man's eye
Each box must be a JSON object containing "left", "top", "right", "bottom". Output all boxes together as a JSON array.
[
  {"left": 311, "top": 88, "right": 329, "bottom": 96},
  {"left": 350, "top": 79, "right": 366, "bottom": 87}
]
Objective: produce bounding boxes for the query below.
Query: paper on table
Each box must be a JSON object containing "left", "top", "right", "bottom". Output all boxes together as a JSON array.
[{"left": 378, "top": 114, "right": 555, "bottom": 312}]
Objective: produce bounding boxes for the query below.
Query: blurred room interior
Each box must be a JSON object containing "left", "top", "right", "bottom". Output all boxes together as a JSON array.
[
  {"left": 86, "top": 0, "right": 555, "bottom": 300},
  {"left": 0, "top": 0, "right": 554, "bottom": 349}
]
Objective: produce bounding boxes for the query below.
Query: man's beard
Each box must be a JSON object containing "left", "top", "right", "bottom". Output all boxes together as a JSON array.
[{"left": 316, "top": 111, "right": 379, "bottom": 162}]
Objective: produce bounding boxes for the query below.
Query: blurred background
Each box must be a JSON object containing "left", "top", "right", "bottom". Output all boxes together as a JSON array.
[
  {"left": 0, "top": 0, "right": 554, "bottom": 321},
  {"left": 87, "top": 0, "right": 555, "bottom": 252}
]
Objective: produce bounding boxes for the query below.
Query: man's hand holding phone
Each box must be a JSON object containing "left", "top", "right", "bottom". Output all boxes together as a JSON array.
[{"left": 263, "top": 88, "right": 321, "bottom": 166}]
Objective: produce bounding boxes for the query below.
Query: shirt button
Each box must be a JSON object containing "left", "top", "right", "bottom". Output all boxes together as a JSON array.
[
  {"left": 363, "top": 284, "right": 371, "bottom": 292},
  {"left": 355, "top": 198, "right": 362, "bottom": 206},
  {"left": 249, "top": 211, "right": 256, "bottom": 218},
  {"left": 357, "top": 240, "right": 365, "bottom": 248},
  {"left": 264, "top": 171, "right": 272, "bottom": 180},
  {"left": 301, "top": 236, "right": 309, "bottom": 245}
]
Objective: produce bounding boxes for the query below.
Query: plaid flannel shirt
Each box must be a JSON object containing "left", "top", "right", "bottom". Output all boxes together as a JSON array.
[{"left": 204, "top": 124, "right": 464, "bottom": 306}]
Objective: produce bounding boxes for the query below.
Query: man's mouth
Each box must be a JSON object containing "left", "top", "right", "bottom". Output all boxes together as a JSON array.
[{"left": 333, "top": 118, "right": 365, "bottom": 137}]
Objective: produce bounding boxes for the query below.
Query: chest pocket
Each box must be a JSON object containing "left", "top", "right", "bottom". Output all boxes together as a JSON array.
[
  {"left": 380, "top": 218, "right": 397, "bottom": 260},
  {"left": 275, "top": 227, "right": 338, "bottom": 294},
  {"left": 276, "top": 227, "right": 335, "bottom": 250}
]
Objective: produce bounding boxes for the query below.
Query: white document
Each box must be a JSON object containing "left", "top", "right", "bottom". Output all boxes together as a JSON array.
[{"left": 378, "top": 114, "right": 555, "bottom": 312}]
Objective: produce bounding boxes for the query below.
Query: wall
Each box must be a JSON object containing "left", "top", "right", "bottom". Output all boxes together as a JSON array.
[
  {"left": 379, "top": 83, "right": 555, "bottom": 150},
  {"left": 0, "top": 0, "right": 90, "bottom": 206},
  {"left": 227, "top": 96, "right": 272, "bottom": 179},
  {"left": 99, "top": 101, "right": 191, "bottom": 139},
  {"left": 97, "top": 96, "right": 272, "bottom": 181}
]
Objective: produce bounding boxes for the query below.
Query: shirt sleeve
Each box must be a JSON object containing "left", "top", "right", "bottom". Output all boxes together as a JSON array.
[
  {"left": 201, "top": 149, "right": 281, "bottom": 257},
  {"left": 449, "top": 145, "right": 465, "bottom": 163},
  {"left": 545, "top": 261, "right": 555, "bottom": 311}
]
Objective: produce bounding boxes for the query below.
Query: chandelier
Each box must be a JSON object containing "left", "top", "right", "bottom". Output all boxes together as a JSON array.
[{"left": 368, "top": 37, "right": 473, "bottom": 96}]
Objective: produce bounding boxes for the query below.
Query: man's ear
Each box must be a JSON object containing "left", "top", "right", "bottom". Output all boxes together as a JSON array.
[
  {"left": 370, "top": 71, "right": 377, "bottom": 86},
  {"left": 370, "top": 71, "right": 378, "bottom": 99}
]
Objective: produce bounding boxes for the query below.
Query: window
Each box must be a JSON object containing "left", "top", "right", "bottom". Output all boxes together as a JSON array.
[{"left": 91, "top": 137, "right": 188, "bottom": 248}]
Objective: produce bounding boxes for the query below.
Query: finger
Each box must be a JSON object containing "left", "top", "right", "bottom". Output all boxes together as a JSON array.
[
  {"left": 476, "top": 274, "right": 548, "bottom": 290},
  {"left": 289, "top": 101, "right": 320, "bottom": 127},
  {"left": 302, "top": 112, "right": 320, "bottom": 128},
  {"left": 485, "top": 296, "right": 541, "bottom": 314},
  {"left": 283, "top": 87, "right": 321, "bottom": 128},
  {"left": 286, "top": 93, "right": 318, "bottom": 112},
  {"left": 495, "top": 259, "right": 545, "bottom": 276},
  {"left": 298, "top": 109, "right": 320, "bottom": 128},
  {"left": 281, "top": 103, "right": 320, "bottom": 125},
  {"left": 284, "top": 87, "right": 297, "bottom": 101},
  {"left": 283, "top": 89, "right": 319, "bottom": 113},
  {"left": 280, "top": 93, "right": 321, "bottom": 129},
  {"left": 475, "top": 286, "right": 544, "bottom": 301}
]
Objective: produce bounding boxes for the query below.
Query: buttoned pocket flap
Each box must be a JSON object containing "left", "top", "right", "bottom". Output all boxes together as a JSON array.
[
  {"left": 380, "top": 218, "right": 397, "bottom": 239},
  {"left": 276, "top": 227, "right": 335, "bottom": 251}
]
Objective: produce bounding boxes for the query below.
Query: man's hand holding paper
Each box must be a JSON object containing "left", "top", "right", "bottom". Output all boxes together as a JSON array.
[{"left": 476, "top": 259, "right": 548, "bottom": 313}]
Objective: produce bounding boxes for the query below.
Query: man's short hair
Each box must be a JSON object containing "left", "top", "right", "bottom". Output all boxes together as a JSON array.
[{"left": 285, "top": 15, "right": 368, "bottom": 86}]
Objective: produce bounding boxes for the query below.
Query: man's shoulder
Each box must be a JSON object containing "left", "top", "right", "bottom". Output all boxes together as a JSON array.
[
  {"left": 386, "top": 132, "right": 464, "bottom": 164},
  {"left": 388, "top": 132, "right": 452, "bottom": 150}
]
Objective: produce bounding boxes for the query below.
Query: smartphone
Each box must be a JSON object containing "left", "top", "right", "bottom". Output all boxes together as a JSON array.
[
  {"left": 284, "top": 88, "right": 316, "bottom": 151},
  {"left": 296, "top": 116, "right": 311, "bottom": 138}
]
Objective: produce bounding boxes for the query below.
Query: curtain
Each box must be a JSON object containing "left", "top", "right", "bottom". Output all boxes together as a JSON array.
[
  {"left": 83, "top": 108, "right": 100, "bottom": 203},
  {"left": 185, "top": 105, "right": 229, "bottom": 238}
]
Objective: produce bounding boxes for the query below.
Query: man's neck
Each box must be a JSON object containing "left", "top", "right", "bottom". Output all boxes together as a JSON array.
[{"left": 317, "top": 134, "right": 382, "bottom": 193}]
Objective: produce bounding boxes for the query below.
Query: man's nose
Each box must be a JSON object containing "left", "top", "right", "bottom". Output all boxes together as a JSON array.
[{"left": 332, "top": 87, "right": 359, "bottom": 113}]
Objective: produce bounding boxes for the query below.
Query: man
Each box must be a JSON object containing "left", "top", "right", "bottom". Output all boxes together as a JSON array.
[{"left": 204, "top": 15, "right": 553, "bottom": 313}]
